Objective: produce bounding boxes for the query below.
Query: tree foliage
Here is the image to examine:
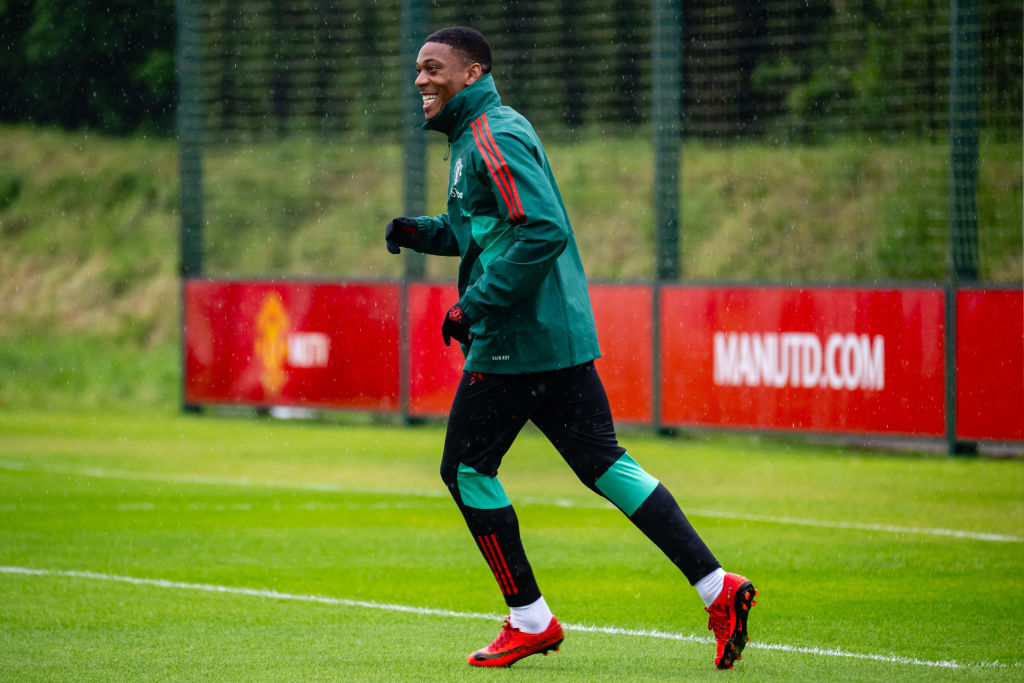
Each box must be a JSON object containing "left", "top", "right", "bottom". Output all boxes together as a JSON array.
[
  {"left": 0, "top": 0, "right": 1019, "bottom": 139},
  {"left": 0, "top": 0, "right": 176, "bottom": 134}
]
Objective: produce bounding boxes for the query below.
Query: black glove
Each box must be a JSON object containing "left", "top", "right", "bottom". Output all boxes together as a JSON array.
[
  {"left": 441, "top": 304, "right": 474, "bottom": 346},
  {"left": 385, "top": 217, "right": 418, "bottom": 254}
]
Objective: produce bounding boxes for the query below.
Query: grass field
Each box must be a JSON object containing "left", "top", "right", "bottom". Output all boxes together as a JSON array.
[{"left": 1, "top": 409, "right": 1021, "bottom": 681}]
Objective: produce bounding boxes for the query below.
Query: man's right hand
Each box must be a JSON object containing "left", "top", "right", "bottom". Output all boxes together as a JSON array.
[{"left": 385, "top": 217, "right": 418, "bottom": 254}]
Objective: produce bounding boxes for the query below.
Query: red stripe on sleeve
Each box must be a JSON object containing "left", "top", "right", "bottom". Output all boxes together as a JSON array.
[
  {"left": 471, "top": 117, "right": 524, "bottom": 224},
  {"left": 479, "top": 114, "right": 526, "bottom": 221},
  {"left": 473, "top": 115, "right": 518, "bottom": 217}
]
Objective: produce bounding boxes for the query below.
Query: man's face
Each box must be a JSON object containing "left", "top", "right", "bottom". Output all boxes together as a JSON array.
[{"left": 414, "top": 42, "right": 481, "bottom": 119}]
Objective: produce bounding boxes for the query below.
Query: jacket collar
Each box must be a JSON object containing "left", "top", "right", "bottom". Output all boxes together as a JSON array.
[{"left": 422, "top": 73, "right": 502, "bottom": 141}]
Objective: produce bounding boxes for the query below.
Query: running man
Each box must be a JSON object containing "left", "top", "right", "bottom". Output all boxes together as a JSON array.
[{"left": 384, "top": 26, "right": 756, "bottom": 670}]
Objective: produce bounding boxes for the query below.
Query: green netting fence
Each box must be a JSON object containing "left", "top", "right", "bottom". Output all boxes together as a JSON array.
[{"left": 177, "top": 0, "right": 1022, "bottom": 284}]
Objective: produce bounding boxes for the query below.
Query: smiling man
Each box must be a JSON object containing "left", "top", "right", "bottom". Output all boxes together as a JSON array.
[
  {"left": 414, "top": 39, "right": 480, "bottom": 120},
  {"left": 384, "top": 26, "right": 757, "bottom": 671}
]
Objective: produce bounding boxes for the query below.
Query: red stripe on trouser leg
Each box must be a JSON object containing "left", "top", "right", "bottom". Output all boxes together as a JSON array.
[
  {"left": 477, "top": 535, "right": 509, "bottom": 594},
  {"left": 478, "top": 534, "right": 518, "bottom": 596},
  {"left": 487, "top": 533, "right": 518, "bottom": 595}
]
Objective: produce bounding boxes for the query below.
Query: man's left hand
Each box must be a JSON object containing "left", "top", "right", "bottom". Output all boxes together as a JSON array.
[{"left": 441, "top": 304, "right": 474, "bottom": 346}]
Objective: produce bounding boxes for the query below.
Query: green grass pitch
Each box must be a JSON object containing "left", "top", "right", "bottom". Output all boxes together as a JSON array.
[{"left": 1, "top": 410, "right": 1021, "bottom": 680}]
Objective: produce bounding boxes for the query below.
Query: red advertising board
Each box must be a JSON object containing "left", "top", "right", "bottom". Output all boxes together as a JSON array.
[
  {"left": 590, "top": 284, "right": 654, "bottom": 423},
  {"left": 658, "top": 286, "right": 947, "bottom": 436},
  {"left": 183, "top": 278, "right": 1019, "bottom": 444},
  {"left": 406, "top": 283, "right": 654, "bottom": 422},
  {"left": 408, "top": 283, "right": 463, "bottom": 417},
  {"left": 184, "top": 280, "right": 400, "bottom": 411},
  {"left": 956, "top": 289, "right": 1024, "bottom": 441}
]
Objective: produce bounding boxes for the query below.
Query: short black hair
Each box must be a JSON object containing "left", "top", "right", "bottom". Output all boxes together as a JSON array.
[{"left": 424, "top": 26, "right": 492, "bottom": 74}]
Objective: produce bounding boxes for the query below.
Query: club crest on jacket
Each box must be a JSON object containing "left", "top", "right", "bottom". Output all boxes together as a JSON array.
[{"left": 450, "top": 157, "right": 464, "bottom": 199}]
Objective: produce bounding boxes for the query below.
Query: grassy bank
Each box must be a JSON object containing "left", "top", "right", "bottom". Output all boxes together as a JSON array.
[
  {"left": 0, "top": 335, "right": 180, "bottom": 413},
  {"left": 0, "top": 125, "right": 1019, "bottom": 411}
]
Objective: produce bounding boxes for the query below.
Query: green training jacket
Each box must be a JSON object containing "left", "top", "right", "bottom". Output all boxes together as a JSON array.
[{"left": 407, "top": 73, "right": 601, "bottom": 374}]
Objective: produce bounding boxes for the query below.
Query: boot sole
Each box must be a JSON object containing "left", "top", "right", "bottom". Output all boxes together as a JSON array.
[{"left": 717, "top": 580, "right": 757, "bottom": 670}]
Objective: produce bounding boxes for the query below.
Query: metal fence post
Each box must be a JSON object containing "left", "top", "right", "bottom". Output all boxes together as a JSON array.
[
  {"left": 948, "top": 0, "right": 980, "bottom": 284},
  {"left": 652, "top": 0, "right": 682, "bottom": 434},
  {"left": 401, "top": 0, "right": 428, "bottom": 280},
  {"left": 946, "top": 0, "right": 981, "bottom": 455},
  {"left": 652, "top": 0, "right": 682, "bottom": 283},
  {"left": 177, "top": 0, "right": 204, "bottom": 413},
  {"left": 177, "top": 0, "right": 204, "bottom": 279},
  {"left": 400, "top": 0, "right": 428, "bottom": 423}
]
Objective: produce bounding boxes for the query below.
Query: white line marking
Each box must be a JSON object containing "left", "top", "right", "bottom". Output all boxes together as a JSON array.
[
  {"left": 682, "top": 509, "right": 1023, "bottom": 543},
  {"left": 0, "top": 460, "right": 1019, "bottom": 543},
  {"left": 0, "top": 565, "right": 1011, "bottom": 671}
]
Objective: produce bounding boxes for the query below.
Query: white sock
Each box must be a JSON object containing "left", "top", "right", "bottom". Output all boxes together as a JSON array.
[
  {"left": 695, "top": 568, "right": 727, "bottom": 608},
  {"left": 509, "top": 595, "right": 553, "bottom": 634}
]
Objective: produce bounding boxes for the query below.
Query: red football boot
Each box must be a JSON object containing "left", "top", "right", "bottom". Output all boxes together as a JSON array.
[
  {"left": 706, "top": 573, "right": 758, "bottom": 669},
  {"left": 467, "top": 616, "right": 564, "bottom": 668}
]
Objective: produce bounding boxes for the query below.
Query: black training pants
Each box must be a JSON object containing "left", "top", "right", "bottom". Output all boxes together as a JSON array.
[{"left": 440, "top": 361, "right": 720, "bottom": 608}]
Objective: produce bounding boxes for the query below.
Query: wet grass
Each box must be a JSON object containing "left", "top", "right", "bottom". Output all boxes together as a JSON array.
[{"left": 0, "top": 410, "right": 1021, "bottom": 680}]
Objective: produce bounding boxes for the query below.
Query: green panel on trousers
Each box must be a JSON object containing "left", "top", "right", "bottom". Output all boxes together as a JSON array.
[
  {"left": 457, "top": 463, "right": 512, "bottom": 510},
  {"left": 595, "top": 452, "right": 659, "bottom": 516}
]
